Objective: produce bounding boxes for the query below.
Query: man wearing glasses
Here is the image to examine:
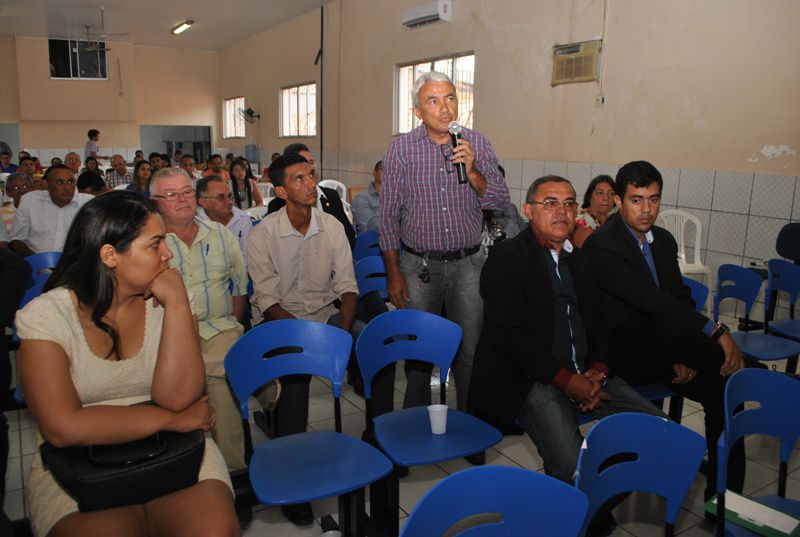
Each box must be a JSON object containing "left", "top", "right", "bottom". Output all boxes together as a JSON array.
[
  {"left": 378, "top": 72, "right": 509, "bottom": 433},
  {"left": 9, "top": 165, "right": 91, "bottom": 256},
  {"left": 150, "top": 168, "right": 249, "bottom": 475},
  {"left": 196, "top": 176, "right": 251, "bottom": 270},
  {"left": 1, "top": 172, "right": 34, "bottom": 235},
  {"left": 469, "top": 176, "right": 663, "bottom": 532}
]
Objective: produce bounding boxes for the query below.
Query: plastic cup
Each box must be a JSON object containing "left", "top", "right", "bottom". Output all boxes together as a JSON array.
[
  {"left": 322, "top": 531, "right": 343, "bottom": 537},
  {"left": 427, "top": 404, "right": 448, "bottom": 434}
]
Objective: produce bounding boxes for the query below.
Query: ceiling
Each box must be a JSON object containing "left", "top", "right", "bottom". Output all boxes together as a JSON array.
[{"left": 0, "top": 0, "right": 326, "bottom": 51}]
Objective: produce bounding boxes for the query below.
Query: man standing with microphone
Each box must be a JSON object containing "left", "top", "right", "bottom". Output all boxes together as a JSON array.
[{"left": 379, "top": 71, "right": 509, "bottom": 443}]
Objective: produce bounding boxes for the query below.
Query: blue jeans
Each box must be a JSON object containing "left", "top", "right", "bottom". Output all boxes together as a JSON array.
[
  {"left": 517, "top": 377, "right": 667, "bottom": 484},
  {"left": 399, "top": 250, "right": 485, "bottom": 411}
]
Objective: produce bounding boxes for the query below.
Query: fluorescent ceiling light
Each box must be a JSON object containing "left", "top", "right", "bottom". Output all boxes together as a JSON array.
[{"left": 171, "top": 20, "right": 194, "bottom": 35}]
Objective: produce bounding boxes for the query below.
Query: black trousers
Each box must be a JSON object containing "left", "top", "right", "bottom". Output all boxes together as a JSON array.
[{"left": 609, "top": 322, "right": 761, "bottom": 498}]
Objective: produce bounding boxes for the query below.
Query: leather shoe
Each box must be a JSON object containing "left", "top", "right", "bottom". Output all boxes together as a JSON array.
[
  {"left": 282, "top": 502, "right": 315, "bottom": 526},
  {"left": 586, "top": 513, "right": 616, "bottom": 537},
  {"left": 464, "top": 450, "right": 486, "bottom": 466}
]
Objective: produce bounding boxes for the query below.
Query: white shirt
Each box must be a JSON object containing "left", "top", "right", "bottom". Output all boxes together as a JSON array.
[
  {"left": 10, "top": 190, "right": 93, "bottom": 253},
  {"left": 197, "top": 206, "right": 252, "bottom": 271}
]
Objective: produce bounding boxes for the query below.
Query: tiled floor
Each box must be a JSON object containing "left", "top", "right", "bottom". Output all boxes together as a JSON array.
[{"left": 4, "top": 314, "right": 799, "bottom": 536}]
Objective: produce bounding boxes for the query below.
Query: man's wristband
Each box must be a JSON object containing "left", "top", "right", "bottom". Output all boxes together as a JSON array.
[{"left": 711, "top": 322, "right": 730, "bottom": 342}]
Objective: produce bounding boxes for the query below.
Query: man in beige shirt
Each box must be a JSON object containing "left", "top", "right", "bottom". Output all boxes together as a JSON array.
[{"left": 247, "top": 153, "right": 359, "bottom": 526}]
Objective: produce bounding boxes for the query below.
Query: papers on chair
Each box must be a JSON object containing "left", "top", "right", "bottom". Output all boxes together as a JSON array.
[{"left": 706, "top": 491, "right": 800, "bottom": 536}]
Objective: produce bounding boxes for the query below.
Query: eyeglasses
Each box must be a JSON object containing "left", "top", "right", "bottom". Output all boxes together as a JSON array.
[
  {"left": 200, "top": 193, "right": 233, "bottom": 202},
  {"left": 6, "top": 184, "right": 32, "bottom": 192},
  {"left": 50, "top": 178, "right": 76, "bottom": 186},
  {"left": 527, "top": 199, "right": 579, "bottom": 212},
  {"left": 152, "top": 189, "right": 195, "bottom": 202}
]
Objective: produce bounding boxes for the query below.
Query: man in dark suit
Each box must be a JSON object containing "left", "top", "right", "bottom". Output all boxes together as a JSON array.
[
  {"left": 267, "top": 143, "right": 355, "bottom": 249},
  {"left": 469, "top": 175, "right": 664, "bottom": 487},
  {"left": 583, "top": 160, "right": 755, "bottom": 500}
]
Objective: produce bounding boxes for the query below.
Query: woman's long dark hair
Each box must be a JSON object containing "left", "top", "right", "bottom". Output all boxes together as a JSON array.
[
  {"left": 582, "top": 174, "right": 615, "bottom": 209},
  {"left": 230, "top": 158, "right": 254, "bottom": 209},
  {"left": 132, "top": 160, "right": 151, "bottom": 193},
  {"left": 44, "top": 191, "right": 159, "bottom": 360}
]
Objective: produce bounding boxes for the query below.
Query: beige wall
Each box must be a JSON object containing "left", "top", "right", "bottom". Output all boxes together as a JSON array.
[
  {"left": 3, "top": 37, "right": 219, "bottom": 149},
  {"left": 219, "top": 0, "right": 799, "bottom": 175}
]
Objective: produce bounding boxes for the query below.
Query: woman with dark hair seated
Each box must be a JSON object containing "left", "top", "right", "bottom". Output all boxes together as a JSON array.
[
  {"left": 17, "top": 191, "right": 238, "bottom": 537},
  {"left": 127, "top": 160, "right": 153, "bottom": 197},
  {"left": 84, "top": 156, "right": 104, "bottom": 177},
  {"left": 229, "top": 158, "right": 263, "bottom": 210},
  {"left": 571, "top": 174, "right": 616, "bottom": 248}
]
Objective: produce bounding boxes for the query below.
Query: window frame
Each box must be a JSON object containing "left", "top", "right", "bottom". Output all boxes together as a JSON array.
[
  {"left": 222, "top": 96, "right": 246, "bottom": 139},
  {"left": 279, "top": 81, "right": 317, "bottom": 138},
  {"left": 394, "top": 51, "right": 475, "bottom": 136},
  {"left": 48, "top": 38, "right": 109, "bottom": 81}
]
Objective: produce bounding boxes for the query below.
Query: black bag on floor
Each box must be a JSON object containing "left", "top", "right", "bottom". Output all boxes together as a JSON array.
[{"left": 40, "top": 429, "right": 205, "bottom": 512}]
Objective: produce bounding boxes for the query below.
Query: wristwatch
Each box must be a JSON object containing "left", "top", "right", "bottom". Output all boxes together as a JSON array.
[{"left": 711, "top": 322, "right": 730, "bottom": 342}]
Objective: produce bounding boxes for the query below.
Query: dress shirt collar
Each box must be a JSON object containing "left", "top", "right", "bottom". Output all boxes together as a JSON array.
[
  {"left": 532, "top": 228, "right": 574, "bottom": 254},
  {"left": 624, "top": 222, "right": 654, "bottom": 245},
  {"left": 278, "top": 207, "right": 323, "bottom": 239}
]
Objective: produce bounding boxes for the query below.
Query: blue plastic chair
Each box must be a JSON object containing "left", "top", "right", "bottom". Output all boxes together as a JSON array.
[
  {"left": 715, "top": 369, "right": 800, "bottom": 536},
  {"left": 223, "top": 319, "right": 393, "bottom": 534},
  {"left": 684, "top": 275, "right": 710, "bottom": 314},
  {"left": 354, "top": 256, "right": 388, "bottom": 300},
  {"left": 353, "top": 230, "right": 381, "bottom": 261},
  {"left": 715, "top": 264, "right": 800, "bottom": 368},
  {"left": 575, "top": 413, "right": 706, "bottom": 537},
  {"left": 355, "top": 310, "right": 503, "bottom": 537},
  {"left": 763, "top": 259, "right": 800, "bottom": 374},
  {"left": 401, "top": 466, "right": 589, "bottom": 537}
]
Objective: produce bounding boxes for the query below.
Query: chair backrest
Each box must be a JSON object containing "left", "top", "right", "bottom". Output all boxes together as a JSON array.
[
  {"left": 714, "top": 264, "right": 763, "bottom": 321},
  {"left": 400, "top": 466, "right": 588, "bottom": 537},
  {"left": 355, "top": 310, "right": 462, "bottom": 399},
  {"left": 717, "top": 369, "right": 800, "bottom": 492},
  {"left": 26, "top": 251, "right": 61, "bottom": 279},
  {"left": 682, "top": 276, "right": 709, "bottom": 313},
  {"left": 766, "top": 258, "right": 800, "bottom": 311},
  {"left": 223, "top": 319, "right": 352, "bottom": 419},
  {"left": 342, "top": 200, "right": 354, "bottom": 225},
  {"left": 354, "top": 256, "right": 388, "bottom": 299},
  {"left": 319, "top": 179, "right": 347, "bottom": 200},
  {"left": 656, "top": 209, "right": 702, "bottom": 265},
  {"left": 575, "top": 413, "right": 706, "bottom": 532},
  {"left": 257, "top": 182, "right": 274, "bottom": 200},
  {"left": 776, "top": 222, "right": 800, "bottom": 262},
  {"left": 353, "top": 230, "right": 381, "bottom": 261},
  {"left": 113, "top": 183, "right": 129, "bottom": 190},
  {"left": 245, "top": 205, "right": 269, "bottom": 224}
]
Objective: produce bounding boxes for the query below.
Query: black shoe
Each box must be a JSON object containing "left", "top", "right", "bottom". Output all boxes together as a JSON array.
[
  {"left": 347, "top": 371, "right": 365, "bottom": 398},
  {"left": 586, "top": 513, "right": 616, "bottom": 537},
  {"left": 236, "top": 505, "right": 252, "bottom": 530},
  {"left": 253, "top": 410, "right": 277, "bottom": 438},
  {"left": 281, "top": 502, "right": 315, "bottom": 526},
  {"left": 396, "top": 465, "right": 410, "bottom": 478},
  {"left": 464, "top": 451, "right": 486, "bottom": 466}
]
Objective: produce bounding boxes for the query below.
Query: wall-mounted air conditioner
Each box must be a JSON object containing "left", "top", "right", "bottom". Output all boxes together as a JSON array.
[
  {"left": 402, "top": 0, "right": 453, "bottom": 28},
  {"left": 551, "top": 39, "right": 603, "bottom": 86}
]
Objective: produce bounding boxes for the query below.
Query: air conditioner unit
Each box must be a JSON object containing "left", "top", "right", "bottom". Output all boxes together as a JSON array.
[
  {"left": 402, "top": 0, "right": 452, "bottom": 28},
  {"left": 551, "top": 39, "right": 603, "bottom": 86}
]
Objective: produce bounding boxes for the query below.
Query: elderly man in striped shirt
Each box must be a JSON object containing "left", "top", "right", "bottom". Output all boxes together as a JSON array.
[{"left": 379, "top": 71, "right": 510, "bottom": 444}]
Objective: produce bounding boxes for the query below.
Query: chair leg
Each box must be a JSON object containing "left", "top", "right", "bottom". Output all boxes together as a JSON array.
[
  {"left": 668, "top": 395, "right": 684, "bottom": 423},
  {"left": 369, "top": 467, "right": 399, "bottom": 537},
  {"left": 787, "top": 355, "right": 798, "bottom": 375},
  {"left": 715, "top": 494, "right": 726, "bottom": 537},
  {"left": 665, "top": 522, "right": 675, "bottom": 537}
]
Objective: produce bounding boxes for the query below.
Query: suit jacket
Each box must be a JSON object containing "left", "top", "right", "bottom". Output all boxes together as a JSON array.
[
  {"left": 582, "top": 212, "right": 707, "bottom": 337},
  {"left": 468, "top": 227, "right": 608, "bottom": 433},
  {"left": 267, "top": 186, "right": 356, "bottom": 248}
]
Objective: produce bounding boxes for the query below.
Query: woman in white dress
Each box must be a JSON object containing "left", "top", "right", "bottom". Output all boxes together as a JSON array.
[{"left": 16, "top": 191, "right": 239, "bottom": 537}]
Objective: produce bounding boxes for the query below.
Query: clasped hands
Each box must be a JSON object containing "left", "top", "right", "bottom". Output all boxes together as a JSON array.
[{"left": 565, "top": 369, "right": 609, "bottom": 413}]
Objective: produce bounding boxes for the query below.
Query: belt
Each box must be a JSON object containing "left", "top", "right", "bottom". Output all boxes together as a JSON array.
[{"left": 402, "top": 243, "right": 481, "bottom": 262}]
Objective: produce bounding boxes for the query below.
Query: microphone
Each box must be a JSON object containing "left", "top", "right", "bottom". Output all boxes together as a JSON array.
[{"left": 448, "top": 121, "right": 468, "bottom": 184}]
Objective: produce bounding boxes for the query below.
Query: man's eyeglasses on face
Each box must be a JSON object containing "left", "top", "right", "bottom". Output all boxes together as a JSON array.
[
  {"left": 200, "top": 193, "right": 234, "bottom": 202},
  {"left": 51, "top": 179, "right": 76, "bottom": 186},
  {"left": 527, "top": 199, "right": 579, "bottom": 212},
  {"left": 152, "top": 189, "right": 195, "bottom": 202}
]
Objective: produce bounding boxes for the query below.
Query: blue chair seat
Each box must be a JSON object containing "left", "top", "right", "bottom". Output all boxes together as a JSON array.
[
  {"left": 767, "top": 319, "right": 800, "bottom": 339},
  {"left": 730, "top": 331, "right": 800, "bottom": 361},
  {"left": 249, "top": 430, "right": 392, "bottom": 505},
  {"left": 373, "top": 407, "right": 501, "bottom": 467},
  {"left": 720, "top": 495, "right": 800, "bottom": 536},
  {"left": 634, "top": 382, "right": 676, "bottom": 401}
]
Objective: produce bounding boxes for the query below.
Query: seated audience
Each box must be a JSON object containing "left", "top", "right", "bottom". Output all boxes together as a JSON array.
[
  {"left": 0, "top": 212, "right": 7, "bottom": 248},
  {"left": 196, "top": 176, "right": 251, "bottom": 270},
  {"left": 10, "top": 165, "right": 92, "bottom": 256},
  {"left": 149, "top": 152, "right": 166, "bottom": 172},
  {"left": 174, "top": 150, "right": 183, "bottom": 165},
  {"left": 161, "top": 153, "right": 172, "bottom": 168},
  {"left": 151, "top": 168, "right": 248, "bottom": 476},
  {"left": 77, "top": 171, "right": 110, "bottom": 196},
  {"left": 128, "top": 160, "right": 153, "bottom": 197},
  {"left": 64, "top": 152, "right": 82, "bottom": 176},
  {"left": 134, "top": 149, "right": 144, "bottom": 160},
  {"left": 0, "top": 152, "right": 17, "bottom": 173},
  {"left": 224, "top": 153, "right": 234, "bottom": 170},
  {"left": 33, "top": 156, "right": 44, "bottom": 174},
  {"left": 583, "top": 160, "right": 761, "bottom": 500},
  {"left": 203, "top": 154, "right": 230, "bottom": 181},
  {"left": 84, "top": 156, "right": 104, "bottom": 177},
  {"left": 105, "top": 154, "right": 133, "bottom": 188},
  {"left": 351, "top": 160, "right": 382, "bottom": 234},
  {"left": 50, "top": 157, "right": 63, "bottom": 167},
  {"left": 247, "top": 153, "right": 363, "bottom": 527},
  {"left": 572, "top": 174, "right": 616, "bottom": 248},
  {"left": 267, "top": 143, "right": 355, "bottom": 248},
  {"left": 229, "top": 159, "right": 262, "bottom": 209},
  {"left": 180, "top": 154, "right": 203, "bottom": 182},
  {"left": 17, "top": 191, "right": 238, "bottom": 537},
  {"left": 1, "top": 172, "right": 33, "bottom": 233},
  {"left": 17, "top": 156, "right": 42, "bottom": 180}
]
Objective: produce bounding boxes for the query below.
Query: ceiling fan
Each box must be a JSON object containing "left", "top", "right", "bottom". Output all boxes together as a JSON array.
[
  {"left": 239, "top": 107, "right": 261, "bottom": 124},
  {"left": 83, "top": 6, "right": 128, "bottom": 51}
]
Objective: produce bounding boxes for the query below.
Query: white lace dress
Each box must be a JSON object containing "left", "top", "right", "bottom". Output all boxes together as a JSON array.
[{"left": 15, "top": 287, "right": 232, "bottom": 537}]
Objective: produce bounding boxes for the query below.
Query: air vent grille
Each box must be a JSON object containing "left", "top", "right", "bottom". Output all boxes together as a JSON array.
[{"left": 551, "top": 39, "right": 602, "bottom": 86}]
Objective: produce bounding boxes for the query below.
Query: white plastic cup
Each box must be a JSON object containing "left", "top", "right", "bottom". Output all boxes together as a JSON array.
[
  {"left": 428, "top": 404, "right": 448, "bottom": 434},
  {"left": 322, "top": 531, "right": 343, "bottom": 537}
]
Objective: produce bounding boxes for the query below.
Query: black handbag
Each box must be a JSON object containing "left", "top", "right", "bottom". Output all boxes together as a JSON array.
[{"left": 40, "top": 429, "right": 205, "bottom": 512}]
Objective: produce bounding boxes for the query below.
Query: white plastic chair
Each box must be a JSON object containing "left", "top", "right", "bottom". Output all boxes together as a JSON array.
[
  {"left": 656, "top": 209, "right": 713, "bottom": 315},
  {"left": 113, "top": 183, "right": 129, "bottom": 191},
  {"left": 319, "top": 179, "right": 347, "bottom": 201},
  {"left": 342, "top": 200, "right": 354, "bottom": 225},
  {"left": 246, "top": 205, "right": 269, "bottom": 223},
  {"left": 257, "top": 183, "right": 274, "bottom": 201}
]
